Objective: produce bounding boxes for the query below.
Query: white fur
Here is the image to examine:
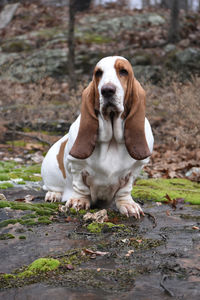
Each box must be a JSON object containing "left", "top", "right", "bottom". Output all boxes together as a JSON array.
[
  {"left": 97, "top": 56, "right": 126, "bottom": 116},
  {"left": 41, "top": 56, "right": 154, "bottom": 218}
]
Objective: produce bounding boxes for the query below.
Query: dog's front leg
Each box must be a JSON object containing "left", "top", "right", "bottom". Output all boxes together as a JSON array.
[
  {"left": 115, "top": 175, "right": 144, "bottom": 219},
  {"left": 64, "top": 170, "right": 91, "bottom": 211}
]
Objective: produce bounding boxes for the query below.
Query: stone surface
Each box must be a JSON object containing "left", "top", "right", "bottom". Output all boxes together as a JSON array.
[
  {"left": 0, "top": 3, "right": 20, "bottom": 29},
  {"left": 0, "top": 186, "right": 200, "bottom": 299}
]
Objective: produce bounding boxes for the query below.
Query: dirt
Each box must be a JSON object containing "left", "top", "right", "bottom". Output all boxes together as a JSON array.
[{"left": 0, "top": 187, "right": 200, "bottom": 299}]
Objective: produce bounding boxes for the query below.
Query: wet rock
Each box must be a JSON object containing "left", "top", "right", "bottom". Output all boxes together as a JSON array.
[{"left": 166, "top": 47, "right": 200, "bottom": 78}]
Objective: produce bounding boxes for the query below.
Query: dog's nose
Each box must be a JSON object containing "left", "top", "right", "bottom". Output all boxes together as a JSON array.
[{"left": 101, "top": 83, "right": 116, "bottom": 98}]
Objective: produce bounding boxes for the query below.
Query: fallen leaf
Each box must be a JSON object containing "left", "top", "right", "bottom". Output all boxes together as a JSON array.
[
  {"left": 192, "top": 226, "right": 199, "bottom": 230},
  {"left": 0, "top": 194, "right": 7, "bottom": 201},
  {"left": 83, "top": 209, "right": 108, "bottom": 223},
  {"left": 125, "top": 250, "right": 134, "bottom": 257},
  {"left": 66, "top": 264, "right": 74, "bottom": 270},
  {"left": 15, "top": 195, "right": 35, "bottom": 203},
  {"left": 83, "top": 248, "right": 109, "bottom": 256},
  {"left": 136, "top": 239, "right": 142, "bottom": 244}
]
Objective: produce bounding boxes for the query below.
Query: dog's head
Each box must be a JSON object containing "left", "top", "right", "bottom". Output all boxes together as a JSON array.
[{"left": 70, "top": 56, "right": 151, "bottom": 160}]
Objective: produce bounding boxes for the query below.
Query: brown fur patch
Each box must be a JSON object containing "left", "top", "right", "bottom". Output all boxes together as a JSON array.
[
  {"left": 56, "top": 139, "right": 68, "bottom": 179},
  {"left": 69, "top": 80, "right": 99, "bottom": 159}
]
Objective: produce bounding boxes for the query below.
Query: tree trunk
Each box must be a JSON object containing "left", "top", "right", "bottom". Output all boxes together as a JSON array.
[
  {"left": 168, "top": 0, "right": 180, "bottom": 43},
  {"left": 68, "top": 0, "right": 76, "bottom": 90}
]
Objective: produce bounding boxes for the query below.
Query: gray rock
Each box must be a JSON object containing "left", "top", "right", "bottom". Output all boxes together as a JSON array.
[
  {"left": 79, "top": 13, "right": 165, "bottom": 35},
  {"left": 164, "top": 44, "right": 176, "bottom": 53},
  {"left": 166, "top": 47, "right": 200, "bottom": 78},
  {"left": 0, "top": 49, "right": 68, "bottom": 82},
  {"left": 0, "top": 3, "right": 20, "bottom": 29},
  {"left": 132, "top": 65, "right": 162, "bottom": 84},
  {"left": 175, "top": 48, "right": 200, "bottom": 69}
]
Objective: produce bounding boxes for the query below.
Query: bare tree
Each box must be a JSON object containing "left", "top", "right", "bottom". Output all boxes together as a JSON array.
[
  {"left": 67, "top": 0, "right": 92, "bottom": 90},
  {"left": 168, "top": 0, "right": 180, "bottom": 43},
  {"left": 68, "top": 0, "right": 76, "bottom": 90},
  {"left": 142, "top": 0, "right": 150, "bottom": 8}
]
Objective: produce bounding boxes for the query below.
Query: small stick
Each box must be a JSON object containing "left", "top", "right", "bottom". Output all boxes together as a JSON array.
[
  {"left": 144, "top": 211, "right": 157, "bottom": 228},
  {"left": 160, "top": 275, "right": 175, "bottom": 297}
]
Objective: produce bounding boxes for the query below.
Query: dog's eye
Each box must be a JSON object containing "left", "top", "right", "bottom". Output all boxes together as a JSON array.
[
  {"left": 119, "top": 69, "right": 128, "bottom": 76},
  {"left": 95, "top": 69, "right": 103, "bottom": 78}
]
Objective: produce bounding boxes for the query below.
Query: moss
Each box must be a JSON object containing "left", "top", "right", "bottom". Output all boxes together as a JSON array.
[
  {"left": 132, "top": 178, "right": 200, "bottom": 205},
  {"left": 87, "top": 222, "right": 125, "bottom": 234},
  {"left": 78, "top": 209, "right": 87, "bottom": 215},
  {"left": 0, "top": 219, "right": 19, "bottom": 228},
  {"left": 130, "top": 237, "right": 163, "bottom": 250},
  {"left": 19, "top": 235, "right": 26, "bottom": 240},
  {"left": 6, "top": 140, "right": 27, "bottom": 147},
  {"left": 0, "top": 173, "right": 10, "bottom": 181},
  {"left": 0, "top": 233, "right": 15, "bottom": 240},
  {"left": 37, "top": 216, "right": 52, "bottom": 225},
  {"left": 0, "top": 200, "right": 59, "bottom": 228},
  {"left": 20, "top": 219, "right": 38, "bottom": 226},
  {"left": 69, "top": 208, "right": 77, "bottom": 215},
  {"left": 21, "top": 214, "right": 36, "bottom": 219},
  {"left": 78, "top": 32, "right": 112, "bottom": 44},
  {"left": 0, "top": 182, "right": 14, "bottom": 189},
  {"left": 3, "top": 274, "right": 15, "bottom": 280},
  {"left": 0, "top": 200, "right": 11, "bottom": 208},
  {"left": 0, "top": 162, "right": 42, "bottom": 186},
  {"left": 18, "top": 258, "right": 60, "bottom": 278},
  {"left": 17, "top": 180, "right": 26, "bottom": 185}
]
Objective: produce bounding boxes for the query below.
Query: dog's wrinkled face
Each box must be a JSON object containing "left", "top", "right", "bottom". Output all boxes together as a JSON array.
[{"left": 94, "top": 56, "right": 130, "bottom": 120}]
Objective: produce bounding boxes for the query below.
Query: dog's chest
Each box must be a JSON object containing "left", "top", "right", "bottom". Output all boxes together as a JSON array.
[{"left": 84, "top": 141, "right": 134, "bottom": 202}]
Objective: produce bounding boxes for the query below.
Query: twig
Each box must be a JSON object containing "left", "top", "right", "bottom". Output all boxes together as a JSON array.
[
  {"left": 160, "top": 275, "right": 175, "bottom": 297},
  {"left": 7, "top": 130, "right": 51, "bottom": 146},
  {"left": 144, "top": 211, "right": 157, "bottom": 228}
]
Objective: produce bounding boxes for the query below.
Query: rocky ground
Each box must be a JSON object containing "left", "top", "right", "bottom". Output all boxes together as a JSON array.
[
  {"left": 0, "top": 185, "right": 200, "bottom": 299},
  {"left": 0, "top": 161, "right": 200, "bottom": 298}
]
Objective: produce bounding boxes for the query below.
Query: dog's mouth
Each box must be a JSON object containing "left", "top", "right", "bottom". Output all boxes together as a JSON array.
[{"left": 102, "top": 102, "right": 120, "bottom": 122}]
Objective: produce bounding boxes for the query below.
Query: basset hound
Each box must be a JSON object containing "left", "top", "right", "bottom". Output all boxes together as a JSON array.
[{"left": 41, "top": 56, "right": 154, "bottom": 218}]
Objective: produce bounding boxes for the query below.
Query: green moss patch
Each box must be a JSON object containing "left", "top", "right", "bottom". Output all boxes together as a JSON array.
[
  {"left": 0, "top": 200, "right": 58, "bottom": 228},
  {"left": 0, "top": 233, "right": 15, "bottom": 240},
  {"left": 87, "top": 222, "right": 125, "bottom": 234},
  {"left": 0, "top": 182, "right": 14, "bottom": 189},
  {"left": 132, "top": 178, "right": 200, "bottom": 205},
  {"left": 0, "top": 161, "right": 42, "bottom": 187}
]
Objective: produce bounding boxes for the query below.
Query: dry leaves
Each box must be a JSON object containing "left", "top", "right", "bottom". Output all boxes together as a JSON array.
[
  {"left": 83, "top": 209, "right": 108, "bottom": 223},
  {"left": 82, "top": 248, "right": 109, "bottom": 259}
]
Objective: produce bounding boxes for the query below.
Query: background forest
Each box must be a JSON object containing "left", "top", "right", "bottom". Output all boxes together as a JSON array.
[{"left": 0, "top": 0, "right": 200, "bottom": 181}]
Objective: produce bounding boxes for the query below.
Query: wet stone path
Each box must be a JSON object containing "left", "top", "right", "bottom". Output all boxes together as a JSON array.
[{"left": 0, "top": 187, "right": 200, "bottom": 300}]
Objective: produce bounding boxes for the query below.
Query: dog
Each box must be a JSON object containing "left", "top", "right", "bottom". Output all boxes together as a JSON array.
[{"left": 41, "top": 56, "right": 154, "bottom": 218}]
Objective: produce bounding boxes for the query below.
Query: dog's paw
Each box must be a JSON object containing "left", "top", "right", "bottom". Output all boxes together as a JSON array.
[
  {"left": 116, "top": 200, "right": 144, "bottom": 219},
  {"left": 45, "top": 191, "right": 62, "bottom": 203},
  {"left": 65, "top": 197, "right": 90, "bottom": 211}
]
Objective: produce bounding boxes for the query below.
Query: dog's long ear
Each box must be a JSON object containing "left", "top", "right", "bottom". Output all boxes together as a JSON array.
[
  {"left": 69, "top": 81, "right": 99, "bottom": 159},
  {"left": 124, "top": 78, "right": 151, "bottom": 160}
]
